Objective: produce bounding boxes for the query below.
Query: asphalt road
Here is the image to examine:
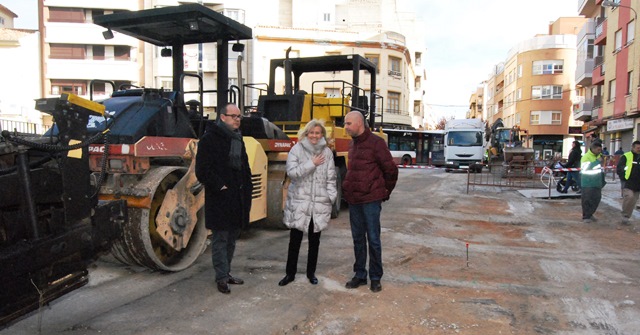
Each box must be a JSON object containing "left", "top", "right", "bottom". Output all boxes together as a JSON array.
[{"left": 4, "top": 168, "right": 640, "bottom": 335}]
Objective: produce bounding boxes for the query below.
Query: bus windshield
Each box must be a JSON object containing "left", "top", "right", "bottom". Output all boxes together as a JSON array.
[{"left": 447, "top": 131, "right": 483, "bottom": 146}]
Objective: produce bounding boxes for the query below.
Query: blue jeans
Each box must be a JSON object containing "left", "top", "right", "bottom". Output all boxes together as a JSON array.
[
  {"left": 562, "top": 171, "right": 580, "bottom": 192},
  {"left": 211, "top": 229, "right": 240, "bottom": 282},
  {"left": 349, "top": 201, "right": 383, "bottom": 281}
]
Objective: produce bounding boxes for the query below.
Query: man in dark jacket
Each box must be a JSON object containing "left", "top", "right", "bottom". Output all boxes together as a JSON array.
[
  {"left": 616, "top": 141, "right": 640, "bottom": 225},
  {"left": 195, "top": 103, "right": 252, "bottom": 294},
  {"left": 342, "top": 111, "right": 398, "bottom": 292},
  {"left": 560, "top": 140, "right": 582, "bottom": 193}
]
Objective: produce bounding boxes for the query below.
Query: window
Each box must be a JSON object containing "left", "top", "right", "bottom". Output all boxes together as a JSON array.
[
  {"left": 0, "top": 17, "right": 5, "bottom": 26},
  {"left": 114, "top": 45, "right": 130, "bottom": 60},
  {"left": 628, "top": 71, "right": 633, "bottom": 95},
  {"left": 51, "top": 80, "right": 86, "bottom": 96},
  {"left": 49, "top": 7, "right": 85, "bottom": 23},
  {"left": 615, "top": 29, "right": 623, "bottom": 52},
  {"left": 532, "top": 85, "right": 563, "bottom": 99},
  {"left": 161, "top": 80, "right": 172, "bottom": 90},
  {"left": 93, "top": 45, "right": 104, "bottom": 60},
  {"left": 516, "top": 88, "right": 522, "bottom": 101},
  {"left": 628, "top": 20, "right": 635, "bottom": 44},
  {"left": 609, "top": 79, "right": 616, "bottom": 101},
  {"left": 415, "top": 52, "right": 422, "bottom": 66},
  {"left": 221, "top": 9, "right": 245, "bottom": 23},
  {"left": 387, "top": 91, "right": 400, "bottom": 114},
  {"left": 530, "top": 111, "right": 540, "bottom": 125},
  {"left": 532, "top": 60, "right": 564, "bottom": 75},
  {"left": 50, "top": 44, "right": 85, "bottom": 59},
  {"left": 365, "top": 54, "right": 380, "bottom": 73},
  {"left": 551, "top": 111, "right": 561, "bottom": 125},
  {"left": 530, "top": 111, "right": 561, "bottom": 125},
  {"left": 92, "top": 82, "right": 106, "bottom": 95},
  {"left": 517, "top": 64, "right": 522, "bottom": 78},
  {"left": 389, "top": 57, "right": 401, "bottom": 77},
  {"left": 323, "top": 13, "right": 331, "bottom": 22}
]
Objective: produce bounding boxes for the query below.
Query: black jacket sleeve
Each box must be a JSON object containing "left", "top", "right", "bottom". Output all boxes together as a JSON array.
[{"left": 617, "top": 155, "right": 627, "bottom": 181}]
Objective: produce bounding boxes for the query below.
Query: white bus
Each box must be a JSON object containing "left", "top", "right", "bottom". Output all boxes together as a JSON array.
[{"left": 382, "top": 129, "right": 445, "bottom": 166}]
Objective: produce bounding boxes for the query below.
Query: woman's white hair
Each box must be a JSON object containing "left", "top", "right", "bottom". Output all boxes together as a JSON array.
[{"left": 297, "top": 119, "right": 327, "bottom": 139}]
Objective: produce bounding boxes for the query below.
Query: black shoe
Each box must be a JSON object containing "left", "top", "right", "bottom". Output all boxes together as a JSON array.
[
  {"left": 217, "top": 281, "right": 230, "bottom": 294},
  {"left": 227, "top": 275, "right": 244, "bottom": 285},
  {"left": 345, "top": 277, "right": 367, "bottom": 289},
  {"left": 559, "top": 190, "right": 568, "bottom": 194},
  {"left": 308, "top": 275, "right": 318, "bottom": 285},
  {"left": 278, "top": 275, "right": 295, "bottom": 286},
  {"left": 370, "top": 280, "right": 382, "bottom": 292}
]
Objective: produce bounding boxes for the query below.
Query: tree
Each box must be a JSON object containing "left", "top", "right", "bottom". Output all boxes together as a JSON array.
[{"left": 435, "top": 116, "right": 454, "bottom": 130}]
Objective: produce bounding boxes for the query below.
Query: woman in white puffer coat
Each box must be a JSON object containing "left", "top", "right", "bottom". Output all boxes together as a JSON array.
[{"left": 278, "top": 119, "right": 337, "bottom": 286}]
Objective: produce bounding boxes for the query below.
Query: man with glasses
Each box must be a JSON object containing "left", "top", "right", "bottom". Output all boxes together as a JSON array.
[{"left": 195, "top": 103, "right": 252, "bottom": 294}]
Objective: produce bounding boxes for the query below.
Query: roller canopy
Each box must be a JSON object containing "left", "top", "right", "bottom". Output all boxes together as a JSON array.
[{"left": 93, "top": 4, "right": 252, "bottom": 46}]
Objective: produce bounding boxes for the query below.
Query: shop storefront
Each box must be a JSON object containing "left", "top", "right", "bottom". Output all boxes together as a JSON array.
[{"left": 605, "top": 118, "right": 634, "bottom": 153}]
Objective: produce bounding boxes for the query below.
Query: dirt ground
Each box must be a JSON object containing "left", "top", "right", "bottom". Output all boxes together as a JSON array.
[{"left": 5, "top": 168, "right": 640, "bottom": 335}]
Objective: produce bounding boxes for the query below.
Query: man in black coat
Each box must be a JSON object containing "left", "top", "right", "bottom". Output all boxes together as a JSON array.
[
  {"left": 195, "top": 103, "right": 252, "bottom": 294},
  {"left": 616, "top": 140, "right": 640, "bottom": 225}
]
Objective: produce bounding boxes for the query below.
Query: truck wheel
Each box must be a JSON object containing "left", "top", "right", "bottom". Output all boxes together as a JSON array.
[
  {"left": 263, "top": 161, "right": 287, "bottom": 229},
  {"left": 111, "top": 170, "right": 207, "bottom": 271}
]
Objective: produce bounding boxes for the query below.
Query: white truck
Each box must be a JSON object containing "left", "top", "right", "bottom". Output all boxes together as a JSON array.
[{"left": 444, "top": 118, "right": 485, "bottom": 173}]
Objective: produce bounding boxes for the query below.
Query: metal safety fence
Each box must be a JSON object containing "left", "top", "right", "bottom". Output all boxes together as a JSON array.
[{"left": 466, "top": 161, "right": 547, "bottom": 194}]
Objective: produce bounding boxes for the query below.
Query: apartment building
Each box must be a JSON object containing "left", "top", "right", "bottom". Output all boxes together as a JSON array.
[
  {"left": 39, "top": 0, "right": 140, "bottom": 104},
  {"left": 577, "top": 0, "right": 639, "bottom": 153},
  {"left": 0, "top": 5, "right": 42, "bottom": 133},
  {"left": 0, "top": 4, "right": 17, "bottom": 28},
  {"left": 149, "top": 0, "right": 425, "bottom": 129},
  {"left": 467, "top": 84, "right": 484, "bottom": 119},
  {"left": 485, "top": 17, "right": 587, "bottom": 160}
]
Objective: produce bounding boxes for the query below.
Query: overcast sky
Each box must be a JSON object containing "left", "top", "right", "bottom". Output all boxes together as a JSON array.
[
  {"left": 4, "top": 0, "right": 581, "bottom": 121},
  {"left": 399, "top": 0, "right": 580, "bottom": 121}
]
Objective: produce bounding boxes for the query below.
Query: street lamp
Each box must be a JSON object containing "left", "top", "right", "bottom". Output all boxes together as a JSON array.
[{"left": 602, "top": 1, "right": 638, "bottom": 18}]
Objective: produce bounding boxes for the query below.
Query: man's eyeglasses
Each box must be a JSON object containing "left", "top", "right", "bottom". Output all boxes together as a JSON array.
[{"left": 223, "top": 113, "right": 243, "bottom": 120}]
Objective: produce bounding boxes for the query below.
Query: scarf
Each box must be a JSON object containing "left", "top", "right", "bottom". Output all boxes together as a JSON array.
[
  {"left": 217, "top": 119, "right": 243, "bottom": 171},
  {"left": 300, "top": 137, "right": 327, "bottom": 155}
]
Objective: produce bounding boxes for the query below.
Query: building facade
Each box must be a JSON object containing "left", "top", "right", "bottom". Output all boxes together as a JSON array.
[
  {"left": 577, "top": 0, "right": 640, "bottom": 153},
  {"left": 467, "top": 83, "right": 484, "bottom": 120},
  {"left": 485, "top": 17, "right": 587, "bottom": 159},
  {"left": 20, "top": 0, "right": 425, "bottom": 130},
  {"left": 0, "top": 5, "right": 42, "bottom": 133},
  {"left": 39, "top": 0, "right": 140, "bottom": 103}
]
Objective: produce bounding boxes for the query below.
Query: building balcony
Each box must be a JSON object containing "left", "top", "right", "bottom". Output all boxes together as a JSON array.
[
  {"left": 45, "top": 0, "right": 136, "bottom": 9},
  {"left": 46, "top": 59, "right": 138, "bottom": 81},
  {"left": 45, "top": 22, "right": 137, "bottom": 46},
  {"left": 576, "top": 58, "right": 594, "bottom": 86},
  {"left": 594, "top": 17, "right": 607, "bottom": 45},
  {"left": 592, "top": 56, "right": 605, "bottom": 84},
  {"left": 593, "top": 95, "right": 602, "bottom": 108},
  {"left": 579, "top": 0, "right": 597, "bottom": 16},
  {"left": 574, "top": 98, "right": 594, "bottom": 121},
  {"left": 577, "top": 19, "right": 595, "bottom": 42}
]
